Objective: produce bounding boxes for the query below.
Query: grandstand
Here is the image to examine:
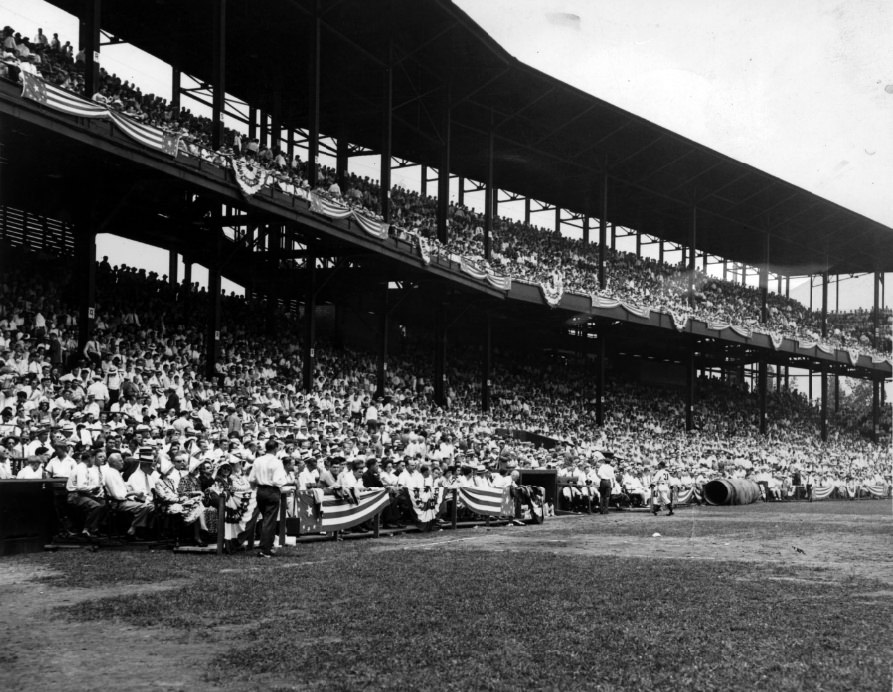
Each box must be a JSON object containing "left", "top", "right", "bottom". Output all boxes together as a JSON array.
[{"left": 0, "top": 0, "right": 890, "bottom": 556}]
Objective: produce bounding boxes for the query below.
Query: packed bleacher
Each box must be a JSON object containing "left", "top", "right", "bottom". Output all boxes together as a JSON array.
[
  {"left": 0, "top": 240, "right": 889, "bottom": 550},
  {"left": 2, "top": 19, "right": 891, "bottom": 364}
]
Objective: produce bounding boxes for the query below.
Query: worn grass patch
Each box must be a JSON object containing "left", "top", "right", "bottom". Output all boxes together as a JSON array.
[{"left": 55, "top": 549, "right": 892, "bottom": 691}]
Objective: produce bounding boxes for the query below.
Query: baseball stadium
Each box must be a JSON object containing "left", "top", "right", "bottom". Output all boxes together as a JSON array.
[{"left": 0, "top": 1, "right": 890, "bottom": 690}]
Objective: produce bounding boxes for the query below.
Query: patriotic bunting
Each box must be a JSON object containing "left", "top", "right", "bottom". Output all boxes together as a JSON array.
[
  {"left": 22, "top": 71, "right": 109, "bottom": 118},
  {"left": 107, "top": 109, "right": 180, "bottom": 157},
  {"left": 295, "top": 488, "right": 390, "bottom": 534},
  {"left": 22, "top": 73, "right": 179, "bottom": 157},
  {"left": 486, "top": 272, "right": 511, "bottom": 291},
  {"left": 846, "top": 349, "right": 860, "bottom": 366},
  {"left": 730, "top": 325, "right": 752, "bottom": 338},
  {"left": 460, "top": 257, "right": 488, "bottom": 281},
  {"left": 404, "top": 486, "right": 446, "bottom": 523},
  {"left": 416, "top": 235, "right": 432, "bottom": 265},
  {"left": 352, "top": 210, "right": 389, "bottom": 239},
  {"left": 231, "top": 158, "right": 269, "bottom": 196},
  {"left": 309, "top": 192, "right": 352, "bottom": 219},
  {"left": 668, "top": 311, "right": 688, "bottom": 332},
  {"left": 456, "top": 486, "right": 514, "bottom": 517},
  {"left": 770, "top": 334, "right": 784, "bottom": 350},
  {"left": 622, "top": 302, "right": 651, "bottom": 319},
  {"left": 540, "top": 274, "right": 563, "bottom": 308},
  {"left": 221, "top": 487, "right": 257, "bottom": 540}
]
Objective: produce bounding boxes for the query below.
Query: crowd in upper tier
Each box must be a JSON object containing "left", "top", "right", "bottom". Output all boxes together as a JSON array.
[{"left": 2, "top": 19, "right": 891, "bottom": 362}]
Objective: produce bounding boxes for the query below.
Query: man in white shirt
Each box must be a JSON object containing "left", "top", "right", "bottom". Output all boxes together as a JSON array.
[
  {"left": 596, "top": 456, "right": 616, "bottom": 515},
  {"left": 397, "top": 458, "right": 424, "bottom": 489},
  {"left": 66, "top": 452, "right": 107, "bottom": 537},
  {"left": 247, "top": 439, "right": 288, "bottom": 558},
  {"left": 16, "top": 455, "right": 44, "bottom": 479},
  {"left": 0, "top": 447, "right": 12, "bottom": 479},
  {"left": 103, "top": 453, "right": 153, "bottom": 537}
]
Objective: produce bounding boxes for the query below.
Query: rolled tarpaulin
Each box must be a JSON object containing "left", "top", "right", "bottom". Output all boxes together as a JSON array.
[{"left": 702, "top": 478, "right": 762, "bottom": 505}]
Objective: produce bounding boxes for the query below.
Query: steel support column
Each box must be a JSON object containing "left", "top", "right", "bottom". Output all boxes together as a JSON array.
[
  {"left": 555, "top": 206, "right": 561, "bottom": 235},
  {"left": 595, "top": 330, "right": 605, "bottom": 427},
  {"left": 636, "top": 231, "right": 642, "bottom": 257},
  {"left": 420, "top": 165, "right": 427, "bottom": 198},
  {"left": 760, "top": 234, "right": 769, "bottom": 323},
  {"left": 484, "top": 117, "right": 494, "bottom": 261},
  {"left": 248, "top": 106, "right": 257, "bottom": 141},
  {"left": 820, "top": 366, "right": 828, "bottom": 442},
  {"left": 376, "top": 285, "right": 388, "bottom": 399},
  {"left": 168, "top": 250, "right": 178, "bottom": 288},
  {"left": 523, "top": 198, "right": 530, "bottom": 226},
  {"left": 481, "top": 314, "right": 491, "bottom": 412},
  {"left": 659, "top": 239, "right": 664, "bottom": 264},
  {"left": 210, "top": 0, "right": 225, "bottom": 150},
  {"left": 685, "top": 346, "right": 695, "bottom": 431},
  {"left": 307, "top": 0, "right": 321, "bottom": 188},
  {"left": 433, "top": 304, "right": 446, "bottom": 407},
  {"left": 436, "top": 89, "right": 451, "bottom": 244},
  {"left": 834, "top": 374, "right": 840, "bottom": 413},
  {"left": 610, "top": 223, "right": 616, "bottom": 249},
  {"left": 821, "top": 271, "right": 828, "bottom": 338},
  {"left": 79, "top": 0, "right": 101, "bottom": 98},
  {"left": 75, "top": 222, "right": 96, "bottom": 354},
  {"left": 336, "top": 136, "right": 349, "bottom": 191},
  {"left": 688, "top": 206, "right": 697, "bottom": 307},
  {"left": 871, "top": 376, "right": 880, "bottom": 442},
  {"left": 873, "top": 272, "right": 881, "bottom": 347},
  {"left": 758, "top": 358, "right": 768, "bottom": 435},
  {"left": 302, "top": 250, "right": 316, "bottom": 392},
  {"left": 598, "top": 172, "right": 607, "bottom": 290},
  {"left": 205, "top": 224, "right": 222, "bottom": 379},
  {"left": 582, "top": 217, "right": 589, "bottom": 245},
  {"left": 380, "top": 42, "right": 393, "bottom": 222},
  {"left": 171, "top": 67, "right": 180, "bottom": 111}
]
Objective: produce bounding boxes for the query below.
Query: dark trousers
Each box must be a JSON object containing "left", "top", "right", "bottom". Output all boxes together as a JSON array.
[
  {"left": 256, "top": 486, "right": 281, "bottom": 553},
  {"left": 599, "top": 480, "right": 612, "bottom": 514}
]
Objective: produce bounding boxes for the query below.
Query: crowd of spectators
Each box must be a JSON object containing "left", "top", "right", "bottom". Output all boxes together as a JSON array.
[{"left": 0, "top": 239, "right": 889, "bottom": 546}]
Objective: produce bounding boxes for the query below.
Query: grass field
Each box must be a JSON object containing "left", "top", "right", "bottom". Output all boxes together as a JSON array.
[{"left": 1, "top": 501, "right": 891, "bottom": 691}]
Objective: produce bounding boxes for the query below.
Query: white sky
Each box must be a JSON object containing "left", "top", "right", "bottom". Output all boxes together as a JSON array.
[{"left": 1, "top": 0, "right": 891, "bottom": 310}]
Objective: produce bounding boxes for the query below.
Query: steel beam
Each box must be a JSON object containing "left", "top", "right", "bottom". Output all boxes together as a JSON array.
[
  {"left": 79, "top": 0, "right": 101, "bottom": 98},
  {"left": 599, "top": 170, "right": 607, "bottom": 290},
  {"left": 376, "top": 285, "right": 388, "bottom": 398},
  {"left": 302, "top": 249, "right": 317, "bottom": 392},
  {"left": 482, "top": 313, "right": 491, "bottom": 412},
  {"left": 380, "top": 39, "right": 393, "bottom": 222},
  {"left": 436, "top": 89, "right": 451, "bottom": 244},
  {"left": 210, "top": 0, "right": 225, "bottom": 149},
  {"left": 433, "top": 304, "right": 446, "bottom": 407},
  {"left": 307, "top": 0, "right": 321, "bottom": 188},
  {"left": 484, "top": 115, "right": 494, "bottom": 261}
]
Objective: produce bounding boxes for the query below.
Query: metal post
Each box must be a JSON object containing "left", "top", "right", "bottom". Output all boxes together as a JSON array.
[
  {"left": 821, "top": 271, "right": 828, "bottom": 338},
  {"left": 302, "top": 250, "right": 316, "bottom": 392},
  {"left": 758, "top": 359, "right": 767, "bottom": 435},
  {"left": 376, "top": 286, "right": 388, "bottom": 399},
  {"left": 436, "top": 89, "right": 451, "bottom": 244},
  {"left": 723, "top": 259, "right": 728, "bottom": 281},
  {"left": 420, "top": 165, "right": 427, "bottom": 198},
  {"left": 451, "top": 488, "right": 458, "bottom": 530},
  {"left": 872, "top": 376, "right": 880, "bottom": 442},
  {"left": 484, "top": 116, "right": 494, "bottom": 261},
  {"left": 171, "top": 67, "right": 180, "bottom": 111},
  {"left": 555, "top": 206, "right": 561, "bottom": 235},
  {"left": 380, "top": 42, "right": 393, "bottom": 222},
  {"left": 834, "top": 374, "right": 840, "bottom": 413},
  {"left": 688, "top": 206, "right": 697, "bottom": 307},
  {"left": 524, "top": 198, "right": 530, "bottom": 226},
  {"left": 482, "top": 313, "right": 491, "bottom": 412},
  {"left": 760, "top": 234, "right": 769, "bottom": 323},
  {"left": 820, "top": 366, "right": 828, "bottom": 442},
  {"left": 457, "top": 177, "right": 464, "bottom": 207},
  {"left": 168, "top": 250, "right": 178, "bottom": 288},
  {"left": 582, "top": 217, "right": 589, "bottom": 245},
  {"left": 595, "top": 330, "right": 605, "bottom": 426},
  {"left": 685, "top": 346, "right": 695, "bottom": 431},
  {"left": 216, "top": 493, "right": 225, "bottom": 555},
  {"left": 874, "top": 272, "right": 881, "bottom": 347},
  {"left": 206, "top": 268, "right": 222, "bottom": 380},
  {"left": 659, "top": 239, "right": 664, "bottom": 264},
  {"left": 78, "top": 0, "right": 101, "bottom": 98},
  {"left": 259, "top": 111, "right": 268, "bottom": 148},
  {"left": 336, "top": 136, "right": 349, "bottom": 191},
  {"left": 307, "top": 0, "right": 321, "bottom": 188},
  {"left": 636, "top": 231, "right": 642, "bottom": 257},
  {"left": 610, "top": 223, "right": 616, "bottom": 249},
  {"left": 598, "top": 172, "right": 607, "bottom": 291},
  {"left": 433, "top": 304, "right": 446, "bottom": 407},
  {"left": 248, "top": 106, "right": 257, "bottom": 141},
  {"left": 211, "top": 0, "right": 226, "bottom": 150},
  {"left": 75, "top": 221, "right": 96, "bottom": 354}
]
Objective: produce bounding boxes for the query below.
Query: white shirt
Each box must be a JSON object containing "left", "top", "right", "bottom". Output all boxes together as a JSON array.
[
  {"left": 45, "top": 455, "right": 77, "bottom": 479},
  {"left": 249, "top": 453, "right": 288, "bottom": 488}
]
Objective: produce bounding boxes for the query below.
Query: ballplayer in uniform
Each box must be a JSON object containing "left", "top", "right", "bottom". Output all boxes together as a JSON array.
[{"left": 651, "top": 460, "right": 674, "bottom": 516}]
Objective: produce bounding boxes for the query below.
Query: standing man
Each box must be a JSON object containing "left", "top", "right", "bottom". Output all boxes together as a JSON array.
[
  {"left": 248, "top": 438, "right": 288, "bottom": 558},
  {"left": 652, "top": 461, "right": 674, "bottom": 516},
  {"left": 596, "top": 454, "right": 616, "bottom": 515}
]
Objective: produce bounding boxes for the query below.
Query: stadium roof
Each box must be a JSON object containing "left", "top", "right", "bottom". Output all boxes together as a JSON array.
[{"left": 49, "top": 0, "right": 893, "bottom": 275}]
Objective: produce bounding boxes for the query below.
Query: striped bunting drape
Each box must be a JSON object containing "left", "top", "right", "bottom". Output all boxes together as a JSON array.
[
  {"left": 21, "top": 72, "right": 180, "bottom": 157},
  {"left": 456, "top": 486, "right": 514, "bottom": 517},
  {"left": 296, "top": 488, "right": 390, "bottom": 533}
]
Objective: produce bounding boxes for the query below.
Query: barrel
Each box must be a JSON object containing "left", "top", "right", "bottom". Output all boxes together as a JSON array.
[{"left": 702, "top": 478, "right": 761, "bottom": 506}]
